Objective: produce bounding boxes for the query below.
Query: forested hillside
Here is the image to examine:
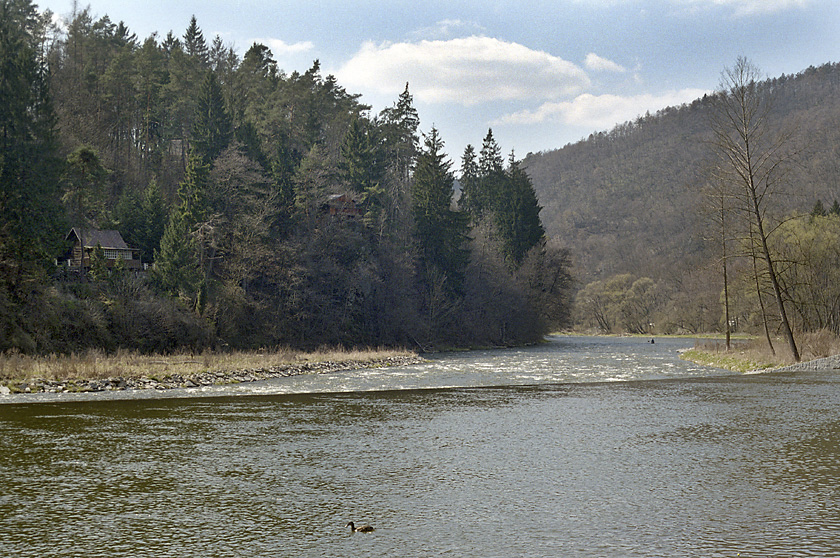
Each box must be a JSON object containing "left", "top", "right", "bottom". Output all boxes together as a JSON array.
[
  {"left": 0, "top": 2, "right": 571, "bottom": 354},
  {"left": 523, "top": 62, "right": 840, "bottom": 338}
]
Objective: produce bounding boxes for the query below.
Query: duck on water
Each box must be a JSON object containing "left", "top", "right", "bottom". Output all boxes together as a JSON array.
[{"left": 346, "top": 521, "right": 374, "bottom": 533}]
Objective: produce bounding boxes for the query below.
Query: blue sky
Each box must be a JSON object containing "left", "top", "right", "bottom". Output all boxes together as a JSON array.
[{"left": 38, "top": 0, "right": 840, "bottom": 159}]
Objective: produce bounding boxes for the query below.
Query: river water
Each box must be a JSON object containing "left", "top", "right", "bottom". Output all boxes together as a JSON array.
[{"left": 1, "top": 336, "right": 839, "bottom": 557}]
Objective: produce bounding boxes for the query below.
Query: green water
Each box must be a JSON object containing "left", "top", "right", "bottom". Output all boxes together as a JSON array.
[{"left": 1, "top": 338, "right": 839, "bottom": 557}]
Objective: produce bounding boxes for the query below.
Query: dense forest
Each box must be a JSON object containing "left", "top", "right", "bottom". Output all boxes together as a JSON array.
[
  {"left": 524, "top": 60, "right": 840, "bottom": 347},
  {"left": 0, "top": 1, "right": 572, "bottom": 354},
  {"left": 6, "top": 0, "right": 840, "bottom": 360}
]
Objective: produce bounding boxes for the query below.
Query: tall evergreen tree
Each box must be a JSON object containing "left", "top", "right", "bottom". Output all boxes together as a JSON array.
[
  {"left": 115, "top": 177, "right": 167, "bottom": 264},
  {"left": 412, "top": 128, "right": 470, "bottom": 295},
  {"left": 151, "top": 151, "right": 208, "bottom": 303},
  {"left": 161, "top": 31, "right": 180, "bottom": 56},
  {"left": 0, "top": 0, "right": 64, "bottom": 290},
  {"left": 176, "top": 149, "right": 211, "bottom": 227},
  {"left": 270, "top": 130, "right": 301, "bottom": 235},
  {"left": 498, "top": 153, "right": 545, "bottom": 266},
  {"left": 192, "top": 71, "right": 233, "bottom": 163},
  {"left": 479, "top": 128, "right": 504, "bottom": 176},
  {"left": 380, "top": 83, "right": 420, "bottom": 183},
  {"left": 458, "top": 144, "right": 480, "bottom": 216},
  {"left": 379, "top": 83, "right": 420, "bottom": 240},
  {"left": 152, "top": 209, "right": 200, "bottom": 300},
  {"left": 340, "top": 117, "right": 386, "bottom": 228},
  {"left": 473, "top": 128, "right": 506, "bottom": 219},
  {"left": 182, "top": 15, "right": 208, "bottom": 68},
  {"left": 61, "top": 145, "right": 108, "bottom": 227}
]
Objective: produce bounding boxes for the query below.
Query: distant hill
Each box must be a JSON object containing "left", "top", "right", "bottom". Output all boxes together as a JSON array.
[{"left": 523, "top": 62, "right": 840, "bottom": 287}]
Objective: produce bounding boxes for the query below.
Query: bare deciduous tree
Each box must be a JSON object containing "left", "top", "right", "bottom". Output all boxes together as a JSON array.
[{"left": 710, "top": 56, "right": 799, "bottom": 361}]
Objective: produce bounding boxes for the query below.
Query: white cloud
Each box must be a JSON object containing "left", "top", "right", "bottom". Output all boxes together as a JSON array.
[
  {"left": 257, "top": 38, "right": 314, "bottom": 58},
  {"left": 584, "top": 53, "right": 627, "bottom": 73},
  {"left": 335, "top": 36, "right": 590, "bottom": 106},
  {"left": 496, "top": 89, "right": 709, "bottom": 129}
]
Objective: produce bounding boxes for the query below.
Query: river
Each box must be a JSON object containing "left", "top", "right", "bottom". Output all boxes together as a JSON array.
[{"left": 1, "top": 336, "right": 839, "bottom": 557}]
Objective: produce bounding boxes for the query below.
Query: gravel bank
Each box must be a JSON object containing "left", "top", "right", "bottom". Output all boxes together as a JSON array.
[
  {"left": 769, "top": 354, "right": 840, "bottom": 373},
  {"left": 0, "top": 355, "right": 426, "bottom": 395}
]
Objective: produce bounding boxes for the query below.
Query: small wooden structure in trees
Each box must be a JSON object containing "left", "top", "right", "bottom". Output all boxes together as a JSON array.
[
  {"left": 62, "top": 228, "right": 142, "bottom": 272},
  {"left": 322, "top": 194, "right": 363, "bottom": 218}
]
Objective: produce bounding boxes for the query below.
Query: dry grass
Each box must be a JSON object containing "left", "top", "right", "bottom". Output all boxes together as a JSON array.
[
  {"left": 0, "top": 346, "right": 415, "bottom": 383},
  {"left": 683, "top": 330, "right": 840, "bottom": 372}
]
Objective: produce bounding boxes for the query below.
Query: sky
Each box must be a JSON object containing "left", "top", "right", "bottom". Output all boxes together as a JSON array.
[{"left": 36, "top": 0, "right": 840, "bottom": 160}]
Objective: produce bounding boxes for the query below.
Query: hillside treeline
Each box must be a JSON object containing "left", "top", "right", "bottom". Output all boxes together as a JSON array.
[
  {"left": 524, "top": 61, "right": 840, "bottom": 341},
  {"left": 0, "top": 2, "right": 572, "bottom": 354}
]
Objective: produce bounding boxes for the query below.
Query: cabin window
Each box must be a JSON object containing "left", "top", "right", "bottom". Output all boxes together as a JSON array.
[{"left": 103, "top": 249, "right": 133, "bottom": 260}]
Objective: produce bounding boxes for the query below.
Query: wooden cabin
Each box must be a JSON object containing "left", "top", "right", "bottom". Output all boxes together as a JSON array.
[
  {"left": 63, "top": 228, "right": 142, "bottom": 271},
  {"left": 322, "top": 194, "right": 364, "bottom": 218}
]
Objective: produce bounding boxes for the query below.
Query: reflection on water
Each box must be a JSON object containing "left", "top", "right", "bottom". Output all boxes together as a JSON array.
[{"left": 1, "top": 337, "right": 840, "bottom": 557}]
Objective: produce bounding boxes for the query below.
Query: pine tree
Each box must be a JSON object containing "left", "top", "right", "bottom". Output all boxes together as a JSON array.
[
  {"left": 0, "top": 0, "right": 64, "bottom": 290},
  {"left": 114, "top": 178, "right": 166, "bottom": 264},
  {"left": 161, "top": 31, "right": 180, "bottom": 56},
  {"left": 340, "top": 117, "right": 386, "bottom": 227},
  {"left": 458, "top": 144, "right": 480, "bottom": 216},
  {"left": 176, "top": 149, "right": 211, "bottom": 227},
  {"left": 152, "top": 210, "right": 200, "bottom": 299},
  {"left": 378, "top": 83, "right": 420, "bottom": 240},
  {"left": 151, "top": 152, "right": 207, "bottom": 301},
  {"left": 182, "top": 15, "right": 208, "bottom": 68},
  {"left": 412, "top": 128, "right": 470, "bottom": 295},
  {"left": 192, "top": 71, "right": 232, "bottom": 163},
  {"left": 270, "top": 130, "right": 300, "bottom": 234},
  {"left": 498, "top": 153, "right": 545, "bottom": 266},
  {"left": 472, "top": 128, "right": 506, "bottom": 219},
  {"left": 61, "top": 145, "right": 108, "bottom": 227},
  {"left": 479, "top": 129, "right": 504, "bottom": 176},
  {"left": 380, "top": 83, "right": 420, "bottom": 183}
]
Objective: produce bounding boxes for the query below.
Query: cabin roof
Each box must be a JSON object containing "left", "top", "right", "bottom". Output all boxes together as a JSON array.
[{"left": 66, "top": 228, "right": 132, "bottom": 251}]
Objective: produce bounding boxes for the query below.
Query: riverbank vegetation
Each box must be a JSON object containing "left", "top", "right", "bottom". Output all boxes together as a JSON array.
[
  {"left": 681, "top": 330, "right": 840, "bottom": 372},
  {"left": 1, "top": 3, "right": 572, "bottom": 357},
  {"left": 0, "top": 345, "right": 418, "bottom": 389}
]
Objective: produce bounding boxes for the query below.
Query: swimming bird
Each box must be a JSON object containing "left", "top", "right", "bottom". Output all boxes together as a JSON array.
[{"left": 346, "top": 521, "right": 375, "bottom": 533}]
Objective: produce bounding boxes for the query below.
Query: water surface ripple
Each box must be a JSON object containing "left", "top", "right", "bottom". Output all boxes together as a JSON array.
[{"left": 2, "top": 336, "right": 839, "bottom": 557}]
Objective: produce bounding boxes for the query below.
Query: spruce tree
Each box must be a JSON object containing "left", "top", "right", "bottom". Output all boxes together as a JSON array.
[
  {"left": 473, "top": 128, "right": 506, "bottom": 219},
  {"left": 340, "top": 117, "right": 386, "bottom": 227},
  {"left": 0, "top": 0, "right": 64, "bottom": 290},
  {"left": 183, "top": 15, "right": 209, "bottom": 68},
  {"left": 380, "top": 83, "right": 420, "bottom": 183},
  {"left": 499, "top": 153, "right": 545, "bottom": 266},
  {"left": 151, "top": 152, "right": 207, "bottom": 301},
  {"left": 62, "top": 145, "right": 108, "bottom": 227},
  {"left": 152, "top": 210, "right": 200, "bottom": 300},
  {"left": 458, "top": 144, "right": 480, "bottom": 216},
  {"left": 412, "top": 128, "right": 470, "bottom": 295},
  {"left": 192, "top": 71, "right": 232, "bottom": 163}
]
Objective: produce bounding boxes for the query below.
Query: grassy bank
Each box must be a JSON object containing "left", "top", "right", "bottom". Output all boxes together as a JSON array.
[
  {"left": 680, "top": 330, "right": 840, "bottom": 372},
  {"left": 0, "top": 346, "right": 418, "bottom": 389}
]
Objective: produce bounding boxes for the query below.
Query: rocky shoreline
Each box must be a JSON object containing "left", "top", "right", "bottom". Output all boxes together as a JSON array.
[
  {"left": 768, "top": 354, "right": 840, "bottom": 373},
  {"left": 0, "top": 355, "right": 426, "bottom": 395}
]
